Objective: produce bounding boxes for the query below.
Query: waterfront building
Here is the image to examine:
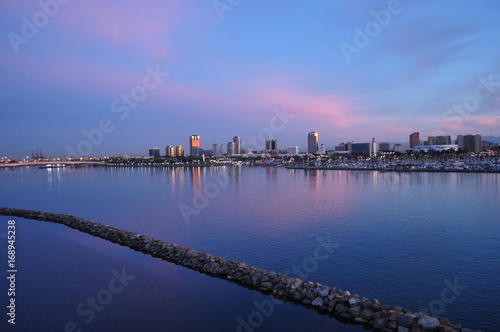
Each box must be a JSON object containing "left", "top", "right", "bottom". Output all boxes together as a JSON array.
[
  {"left": 265, "top": 139, "right": 278, "bottom": 151},
  {"left": 351, "top": 143, "right": 370, "bottom": 155},
  {"left": 379, "top": 142, "right": 390, "bottom": 152},
  {"left": 414, "top": 145, "right": 458, "bottom": 152},
  {"left": 335, "top": 143, "right": 347, "bottom": 151},
  {"left": 318, "top": 144, "right": 326, "bottom": 154},
  {"left": 175, "top": 145, "right": 184, "bottom": 157},
  {"left": 427, "top": 135, "right": 451, "bottom": 145},
  {"left": 287, "top": 146, "right": 299, "bottom": 155},
  {"left": 233, "top": 136, "right": 242, "bottom": 155},
  {"left": 410, "top": 132, "right": 420, "bottom": 148},
  {"left": 482, "top": 141, "right": 494, "bottom": 150},
  {"left": 149, "top": 147, "right": 160, "bottom": 158},
  {"left": 227, "top": 141, "right": 235, "bottom": 156},
  {"left": 213, "top": 144, "right": 224, "bottom": 157},
  {"left": 457, "top": 134, "right": 482, "bottom": 153},
  {"left": 393, "top": 144, "right": 411, "bottom": 154},
  {"left": 308, "top": 132, "right": 319, "bottom": 154},
  {"left": 191, "top": 147, "right": 204, "bottom": 157},
  {"left": 166, "top": 145, "right": 175, "bottom": 157},
  {"left": 190, "top": 135, "right": 201, "bottom": 156}
]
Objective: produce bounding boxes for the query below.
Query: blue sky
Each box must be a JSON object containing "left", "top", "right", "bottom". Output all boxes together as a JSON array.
[{"left": 1, "top": 0, "right": 499, "bottom": 158}]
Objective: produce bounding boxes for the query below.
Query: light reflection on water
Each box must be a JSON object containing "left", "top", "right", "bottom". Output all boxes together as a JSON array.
[{"left": 0, "top": 166, "right": 499, "bottom": 331}]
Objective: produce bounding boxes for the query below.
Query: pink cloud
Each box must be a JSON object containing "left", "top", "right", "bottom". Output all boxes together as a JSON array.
[
  {"left": 55, "top": 1, "right": 202, "bottom": 59},
  {"left": 476, "top": 116, "right": 500, "bottom": 127}
]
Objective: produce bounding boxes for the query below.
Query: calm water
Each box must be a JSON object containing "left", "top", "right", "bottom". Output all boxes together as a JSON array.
[{"left": 0, "top": 166, "right": 499, "bottom": 332}]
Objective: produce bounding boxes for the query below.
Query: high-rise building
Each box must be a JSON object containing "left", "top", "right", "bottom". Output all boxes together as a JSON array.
[
  {"left": 166, "top": 145, "right": 175, "bottom": 157},
  {"left": 149, "top": 147, "right": 160, "bottom": 158},
  {"left": 190, "top": 135, "right": 201, "bottom": 156},
  {"left": 457, "top": 134, "right": 482, "bottom": 153},
  {"left": 308, "top": 132, "right": 318, "bottom": 154},
  {"left": 175, "top": 145, "right": 184, "bottom": 157},
  {"left": 410, "top": 132, "right": 420, "bottom": 148},
  {"left": 233, "top": 136, "right": 242, "bottom": 155},
  {"left": 287, "top": 146, "right": 299, "bottom": 155},
  {"left": 213, "top": 144, "right": 224, "bottom": 157},
  {"left": 227, "top": 141, "right": 235, "bottom": 156},
  {"left": 265, "top": 139, "right": 278, "bottom": 151},
  {"left": 427, "top": 135, "right": 451, "bottom": 145}
]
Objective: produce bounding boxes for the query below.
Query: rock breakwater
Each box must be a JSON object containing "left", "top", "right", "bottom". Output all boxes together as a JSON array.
[{"left": 0, "top": 207, "right": 481, "bottom": 332}]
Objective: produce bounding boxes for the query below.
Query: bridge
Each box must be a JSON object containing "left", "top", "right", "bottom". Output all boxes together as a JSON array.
[{"left": 0, "top": 161, "right": 106, "bottom": 168}]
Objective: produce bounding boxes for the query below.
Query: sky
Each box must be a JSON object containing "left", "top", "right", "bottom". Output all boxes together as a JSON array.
[{"left": 1, "top": 0, "right": 499, "bottom": 158}]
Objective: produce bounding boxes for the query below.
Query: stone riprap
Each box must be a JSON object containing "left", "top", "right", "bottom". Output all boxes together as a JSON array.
[{"left": 0, "top": 207, "right": 481, "bottom": 332}]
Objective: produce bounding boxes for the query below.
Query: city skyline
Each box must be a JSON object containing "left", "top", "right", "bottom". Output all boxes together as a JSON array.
[{"left": 1, "top": 1, "right": 500, "bottom": 159}]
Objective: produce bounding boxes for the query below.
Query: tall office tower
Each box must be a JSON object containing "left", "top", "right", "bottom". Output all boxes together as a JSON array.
[
  {"left": 233, "top": 136, "right": 242, "bottom": 155},
  {"left": 227, "top": 141, "right": 235, "bottom": 156},
  {"left": 190, "top": 135, "right": 201, "bottom": 156},
  {"left": 308, "top": 132, "right": 319, "bottom": 154},
  {"left": 265, "top": 139, "right": 278, "bottom": 151},
  {"left": 370, "top": 137, "right": 378, "bottom": 157},
  {"left": 458, "top": 134, "right": 482, "bottom": 153},
  {"left": 213, "top": 144, "right": 224, "bottom": 157},
  {"left": 410, "top": 132, "right": 420, "bottom": 148},
  {"left": 427, "top": 135, "right": 451, "bottom": 145},
  {"left": 175, "top": 145, "right": 184, "bottom": 157},
  {"left": 166, "top": 145, "right": 175, "bottom": 157},
  {"left": 149, "top": 147, "right": 160, "bottom": 158}
]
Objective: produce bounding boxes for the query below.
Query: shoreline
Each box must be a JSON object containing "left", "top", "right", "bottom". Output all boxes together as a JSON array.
[
  {"left": 0, "top": 207, "right": 482, "bottom": 332},
  {"left": 285, "top": 166, "right": 500, "bottom": 173}
]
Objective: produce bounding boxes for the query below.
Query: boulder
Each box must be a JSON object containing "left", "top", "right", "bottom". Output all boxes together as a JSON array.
[
  {"left": 373, "top": 317, "right": 388, "bottom": 329},
  {"left": 360, "top": 309, "right": 374, "bottom": 321},
  {"left": 418, "top": 316, "right": 440, "bottom": 330},
  {"left": 398, "top": 314, "right": 418, "bottom": 328},
  {"left": 311, "top": 297, "right": 324, "bottom": 306}
]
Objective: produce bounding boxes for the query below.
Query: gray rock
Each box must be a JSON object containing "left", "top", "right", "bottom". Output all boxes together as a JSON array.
[
  {"left": 260, "top": 282, "right": 273, "bottom": 290},
  {"left": 373, "top": 317, "right": 388, "bottom": 329},
  {"left": 305, "top": 291, "right": 316, "bottom": 300},
  {"left": 335, "top": 303, "right": 347, "bottom": 313},
  {"left": 290, "top": 278, "right": 303, "bottom": 289},
  {"left": 311, "top": 297, "right": 323, "bottom": 306},
  {"left": 348, "top": 298, "right": 361, "bottom": 306},
  {"left": 349, "top": 306, "right": 361, "bottom": 317},
  {"left": 387, "top": 321, "right": 398, "bottom": 330},
  {"left": 398, "top": 314, "right": 418, "bottom": 328},
  {"left": 398, "top": 327, "right": 410, "bottom": 332},
  {"left": 418, "top": 316, "right": 440, "bottom": 330},
  {"left": 314, "top": 286, "right": 330, "bottom": 297},
  {"left": 360, "top": 309, "right": 374, "bottom": 321},
  {"left": 251, "top": 273, "right": 262, "bottom": 286},
  {"left": 354, "top": 317, "right": 367, "bottom": 324}
]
